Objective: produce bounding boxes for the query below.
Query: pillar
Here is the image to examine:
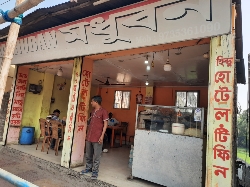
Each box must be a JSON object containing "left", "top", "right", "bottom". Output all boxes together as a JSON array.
[
  {"left": 61, "top": 57, "right": 93, "bottom": 168},
  {"left": 61, "top": 57, "right": 82, "bottom": 168},
  {"left": 71, "top": 57, "right": 93, "bottom": 167},
  {"left": 205, "top": 34, "right": 236, "bottom": 186}
]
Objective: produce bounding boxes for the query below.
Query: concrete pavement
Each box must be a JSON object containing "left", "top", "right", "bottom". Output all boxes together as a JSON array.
[{"left": 0, "top": 146, "right": 114, "bottom": 187}]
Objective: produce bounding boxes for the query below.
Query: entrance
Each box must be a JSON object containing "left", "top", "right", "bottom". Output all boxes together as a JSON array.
[
  {"left": 72, "top": 39, "right": 210, "bottom": 186},
  {"left": 2, "top": 38, "right": 211, "bottom": 187},
  {"left": 6, "top": 60, "right": 74, "bottom": 165}
]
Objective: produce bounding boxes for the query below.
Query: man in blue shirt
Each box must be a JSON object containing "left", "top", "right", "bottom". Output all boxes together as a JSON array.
[
  {"left": 106, "top": 112, "right": 119, "bottom": 143},
  {"left": 108, "top": 112, "right": 119, "bottom": 126}
]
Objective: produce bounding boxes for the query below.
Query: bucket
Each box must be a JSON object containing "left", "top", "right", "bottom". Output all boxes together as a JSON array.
[
  {"left": 172, "top": 123, "right": 185, "bottom": 135},
  {"left": 19, "top": 127, "right": 35, "bottom": 145}
]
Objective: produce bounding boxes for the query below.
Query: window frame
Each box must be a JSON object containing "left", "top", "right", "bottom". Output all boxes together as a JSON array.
[
  {"left": 175, "top": 90, "right": 200, "bottom": 108},
  {"left": 113, "top": 90, "right": 131, "bottom": 109}
]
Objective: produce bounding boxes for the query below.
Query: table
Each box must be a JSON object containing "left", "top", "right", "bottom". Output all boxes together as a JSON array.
[{"left": 107, "top": 126, "right": 124, "bottom": 148}]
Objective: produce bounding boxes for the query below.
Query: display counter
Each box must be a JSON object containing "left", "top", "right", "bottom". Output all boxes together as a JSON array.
[{"left": 132, "top": 105, "right": 205, "bottom": 187}]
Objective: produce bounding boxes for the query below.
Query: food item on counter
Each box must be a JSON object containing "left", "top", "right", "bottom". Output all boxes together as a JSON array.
[
  {"left": 184, "top": 128, "right": 201, "bottom": 138},
  {"left": 172, "top": 123, "right": 185, "bottom": 135}
]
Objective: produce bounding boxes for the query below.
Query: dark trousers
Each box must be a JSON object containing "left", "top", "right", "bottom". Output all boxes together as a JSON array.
[
  {"left": 85, "top": 141, "right": 103, "bottom": 173},
  {"left": 106, "top": 128, "right": 112, "bottom": 143}
]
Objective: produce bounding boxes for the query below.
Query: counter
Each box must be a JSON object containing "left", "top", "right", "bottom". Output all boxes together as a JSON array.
[
  {"left": 132, "top": 130, "right": 203, "bottom": 187},
  {"left": 132, "top": 105, "right": 205, "bottom": 187}
]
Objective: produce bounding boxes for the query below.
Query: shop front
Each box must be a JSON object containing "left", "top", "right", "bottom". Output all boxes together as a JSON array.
[{"left": 0, "top": 0, "right": 241, "bottom": 186}]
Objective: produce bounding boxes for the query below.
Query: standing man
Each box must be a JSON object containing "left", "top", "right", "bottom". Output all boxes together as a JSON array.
[{"left": 80, "top": 95, "right": 109, "bottom": 180}]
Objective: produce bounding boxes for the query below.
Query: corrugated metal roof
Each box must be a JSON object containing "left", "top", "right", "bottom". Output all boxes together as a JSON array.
[{"left": 0, "top": 0, "right": 143, "bottom": 41}]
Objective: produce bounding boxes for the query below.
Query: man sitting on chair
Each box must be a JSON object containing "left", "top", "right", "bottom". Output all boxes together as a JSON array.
[
  {"left": 108, "top": 112, "right": 119, "bottom": 127},
  {"left": 47, "top": 109, "right": 65, "bottom": 150},
  {"left": 107, "top": 113, "right": 119, "bottom": 141},
  {"left": 102, "top": 113, "right": 119, "bottom": 153}
]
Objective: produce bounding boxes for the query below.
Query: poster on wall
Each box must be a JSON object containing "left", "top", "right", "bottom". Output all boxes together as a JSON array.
[
  {"left": 136, "top": 93, "right": 143, "bottom": 104},
  {"left": 145, "top": 87, "right": 153, "bottom": 105}
]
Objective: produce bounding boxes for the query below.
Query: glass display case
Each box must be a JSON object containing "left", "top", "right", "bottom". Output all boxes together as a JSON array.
[{"left": 136, "top": 104, "right": 205, "bottom": 138}]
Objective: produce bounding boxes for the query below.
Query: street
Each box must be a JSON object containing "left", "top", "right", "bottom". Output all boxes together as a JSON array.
[{"left": 0, "top": 147, "right": 114, "bottom": 187}]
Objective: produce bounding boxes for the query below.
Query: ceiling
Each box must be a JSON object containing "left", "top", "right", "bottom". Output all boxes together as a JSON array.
[
  {"left": 24, "top": 44, "right": 209, "bottom": 87},
  {"left": 93, "top": 44, "right": 210, "bottom": 87},
  {"left": 27, "top": 60, "right": 74, "bottom": 80}
]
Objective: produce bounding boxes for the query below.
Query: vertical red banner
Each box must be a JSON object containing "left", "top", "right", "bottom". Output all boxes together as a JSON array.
[
  {"left": 206, "top": 33, "right": 235, "bottom": 187},
  {"left": 6, "top": 66, "right": 29, "bottom": 144},
  {"left": 71, "top": 58, "right": 93, "bottom": 167}
]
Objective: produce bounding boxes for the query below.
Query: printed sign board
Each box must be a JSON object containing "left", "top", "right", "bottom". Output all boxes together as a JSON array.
[
  {"left": 0, "top": 0, "right": 231, "bottom": 65},
  {"left": 206, "top": 34, "right": 235, "bottom": 187},
  {"left": 194, "top": 108, "right": 202, "bottom": 122}
]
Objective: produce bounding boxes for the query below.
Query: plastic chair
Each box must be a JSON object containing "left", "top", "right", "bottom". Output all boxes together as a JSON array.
[
  {"left": 48, "top": 120, "right": 64, "bottom": 156},
  {"left": 37, "top": 119, "right": 51, "bottom": 152}
]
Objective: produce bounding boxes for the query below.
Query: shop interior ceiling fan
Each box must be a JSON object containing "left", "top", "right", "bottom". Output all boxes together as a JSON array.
[{"left": 96, "top": 77, "right": 125, "bottom": 86}]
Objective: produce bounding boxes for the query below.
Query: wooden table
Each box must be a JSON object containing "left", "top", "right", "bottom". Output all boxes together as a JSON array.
[{"left": 107, "top": 126, "right": 124, "bottom": 148}]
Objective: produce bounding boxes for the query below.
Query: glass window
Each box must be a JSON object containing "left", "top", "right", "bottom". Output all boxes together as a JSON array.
[
  {"left": 175, "top": 92, "right": 187, "bottom": 107},
  {"left": 114, "top": 91, "right": 131, "bottom": 109},
  {"left": 176, "top": 91, "right": 199, "bottom": 112},
  {"left": 186, "top": 92, "right": 198, "bottom": 107}
]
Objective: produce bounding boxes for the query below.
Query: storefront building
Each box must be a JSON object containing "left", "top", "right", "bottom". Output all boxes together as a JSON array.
[{"left": 0, "top": 0, "right": 246, "bottom": 186}]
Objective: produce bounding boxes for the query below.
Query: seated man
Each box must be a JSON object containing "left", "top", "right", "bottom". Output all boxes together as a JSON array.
[
  {"left": 47, "top": 109, "right": 65, "bottom": 150},
  {"left": 102, "top": 113, "right": 119, "bottom": 153},
  {"left": 108, "top": 112, "right": 119, "bottom": 126},
  {"left": 106, "top": 112, "right": 119, "bottom": 143}
]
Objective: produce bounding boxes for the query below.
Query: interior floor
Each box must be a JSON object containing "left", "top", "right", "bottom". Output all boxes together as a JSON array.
[{"left": 8, "top": 144, "right": 162, "bottom": 187}]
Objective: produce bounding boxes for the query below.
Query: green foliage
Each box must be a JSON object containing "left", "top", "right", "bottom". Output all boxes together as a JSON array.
[
  {"left": 237, "top": 109, "right": 249, "bottom": 148},
  {"left": 237, "top": 148, "right": 250, "bottom": 164}
]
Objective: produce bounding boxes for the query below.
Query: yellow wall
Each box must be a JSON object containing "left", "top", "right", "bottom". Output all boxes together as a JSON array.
[
  {"left": 21, "top": 70, "right": 72, "bottom": 139},
  {"left": 49, "top": 76, "right": 71, "bottom": 118},
  {"left": 40, "top": 73, "right": 54, "bottom": 119},
  {"left": 5, "top": 77, "right": 13, "bottom": 92},
  {"left": 21, "top": 70, "right": 44, "bottom": 138}
]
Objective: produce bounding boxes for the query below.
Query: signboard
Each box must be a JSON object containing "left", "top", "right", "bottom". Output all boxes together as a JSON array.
[
  {"left": 0, "top": 0, "right": 231, "bottom": 65},
  {"left": 206, "top": 34, "right": 235, "bottom": 186},
  {"left": 194, "top": 108, "right": 202, "bottom": 122},
  {"left": 4, "top": 67, "right": 29, "bottom": 144}
]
